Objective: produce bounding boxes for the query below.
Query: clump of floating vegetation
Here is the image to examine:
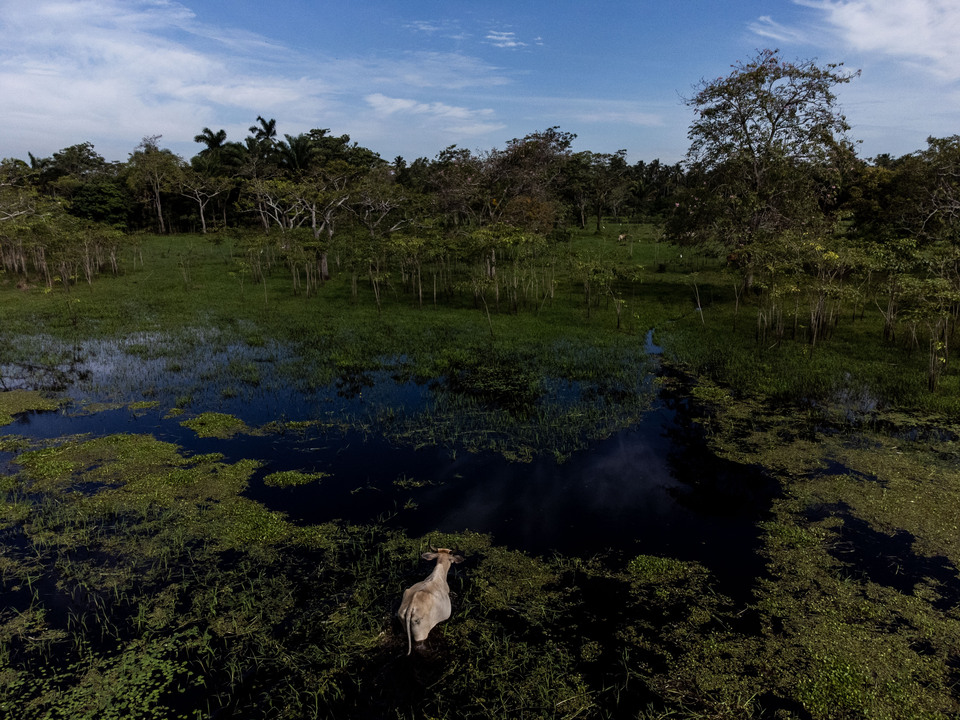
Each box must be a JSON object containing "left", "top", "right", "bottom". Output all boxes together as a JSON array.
[
  {"left": 262, "top": 470, "right": 330, "bottom": 487},
  {"left": 179, "top": 412, "right": 257, "bottom": 439},
  {"left": 0, "top": 390, "right": 61, "bottom": 426}
]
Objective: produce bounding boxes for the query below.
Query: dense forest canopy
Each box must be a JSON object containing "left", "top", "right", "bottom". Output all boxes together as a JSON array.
[{"left": 2, "top": 49, "right": 960, "bottom": 391}]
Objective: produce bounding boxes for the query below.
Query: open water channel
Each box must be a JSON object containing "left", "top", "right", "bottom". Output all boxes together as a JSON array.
[{"left": 2, "top": 330, "right": 775, "bottom": 597}]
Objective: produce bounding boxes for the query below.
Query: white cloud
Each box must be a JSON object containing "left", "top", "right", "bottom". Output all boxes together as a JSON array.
[
  {"left": 571, "top": 110, "right": 665, "bottom": 128},
  {"left": 744, "top": 0, "right": 960, "bottom": 157},
  {"left": 0, "top": 0, "right": 516, "bottom": 161},
  {"left": 798, "top": 0, "right": 960, "bottom": 80},
  {"left": 506, "top": 96, "right": 667, "bottom": 130},
  {"left": 749, "top": 15, "right": 813, "bottom": 43},
  {"left": 406, "top": 20, "right": 444, "bottom": 33}
]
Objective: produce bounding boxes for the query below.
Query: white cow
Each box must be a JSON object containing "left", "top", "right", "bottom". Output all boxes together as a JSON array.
[{"left": 398, "top": 547, "right": 464, "bottom": 655}]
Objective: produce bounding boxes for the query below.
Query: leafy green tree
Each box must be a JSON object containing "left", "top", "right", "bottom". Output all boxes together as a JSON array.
[
  {"left": 126, "top": 136, "right": 183, "bottom": 233},
  {"left": 670, "top": 49, "right": 859, "bottom": 285},
  {"left": 242, "top": 117, "right": 280, "bottom": 179},
  {"left": 348, "top": 167, "right": 409, "bottom": 310},
  {"left": 572, "top": 250, "right": 642, "bottom": 327},
  {"left": 0, "top": 158, "right": 38, "bottom": 225},
  {"left": 917, "top": 135, "right": 960, "bottom": 244},
  {"left": 306, "top": 128, "right": 382, "bottom": 170},
  {"left": 848, "top": 152, "right": 934, "bottom": 245},
  {"left": 429, "top": 145, "right": 485, "bottom": 228},
  {"left": 898, "top": 273, "right": 960, "bottom": 391},
  {"left": 563, "top": 152, "right": 593, "bottom": 229},
  {"left": 50, "top": 143, "right": 107, "bottom": 185},
  {"left": 566, "top": 150, "right": 629, "bottom": 232},
  {"left": 296, "top": 162, "right": 357, "bottom": 282},
  {"left": 68, "top": 174, "right": 133, "bottom": 229},
  {"left": 0, "top": 159, "right": 41, "bottom": 279},
  {"left": 628, "top": 159, "right": 684, "bottom": 220},
  {"left": 26, "top": 143, "right": 111, "bottom": 205},
  {"left": 179, "top": 169, "right": 232, "bottom": 234},
  {"left": 240, "top": 178, "right": 308, "bottom": 232},
  {"left": 482, "top": 127, "right": 575, "bottom": 232},
  {"left": 192, "top": 128, "right": 244, "bottom": 178},
  {"left": 248, "top": 116, "right": 278, "bottom": 144}
]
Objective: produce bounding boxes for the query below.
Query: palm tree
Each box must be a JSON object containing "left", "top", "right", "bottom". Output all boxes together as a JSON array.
[
  {"left": 192, "top": 128, "right": 232, "bottom": 178},
  {"left": 277, "top": 133, "right": 319, "bottom": 174},
  {"left": 193, "top": 127, "right": 227, "bottom": 154},
  {"left": 248, "top": 116, "right": 278, "bottom": 144}
]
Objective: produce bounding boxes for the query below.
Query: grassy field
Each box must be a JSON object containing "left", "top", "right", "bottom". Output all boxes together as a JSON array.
[{"left": 1, "top": 226, "right": 959, "bottom": 718}]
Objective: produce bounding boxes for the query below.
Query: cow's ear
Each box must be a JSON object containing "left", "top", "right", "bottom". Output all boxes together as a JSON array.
[
  {"left": 421, "top": 552, "right": 438, "bottom": 561},
  {"left": 452, "top": 554, "right": 464, "bottom": 564}
]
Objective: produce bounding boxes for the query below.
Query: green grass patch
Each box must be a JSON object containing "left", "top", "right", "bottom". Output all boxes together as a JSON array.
[
  {"left": 0, "top": 390, "right": 61, "bottom": 426},
  {"left": 262, "top": 470, "right": 330, "bottom": 487},
  {"left": 179, "top": 412, "right": 255, "bottom": 439}
]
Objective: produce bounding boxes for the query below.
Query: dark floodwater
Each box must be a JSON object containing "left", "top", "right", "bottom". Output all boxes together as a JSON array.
[{"left": 2, "top": 331, "right": 775, "bottom": 595}]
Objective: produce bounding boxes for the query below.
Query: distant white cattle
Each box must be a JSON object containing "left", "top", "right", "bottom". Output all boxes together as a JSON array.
[{"left": 398, "top": 547, "right": 464, "bottom": 655}]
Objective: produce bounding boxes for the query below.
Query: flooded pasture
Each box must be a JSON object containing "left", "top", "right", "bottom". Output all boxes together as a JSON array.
[
  {"left": 5, "top": 331, "right": 958, "bottom": 718},
  {"left": 0, "top": 329, "right": 797, "bottom": 718}
]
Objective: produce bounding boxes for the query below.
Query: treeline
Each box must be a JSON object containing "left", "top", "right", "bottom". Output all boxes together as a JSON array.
[
  {"left": 0, "top": 124, "right": 682, "bottom": 236},
  {"left": 0, "top": 123, "right": 678, "bottom": 309}
]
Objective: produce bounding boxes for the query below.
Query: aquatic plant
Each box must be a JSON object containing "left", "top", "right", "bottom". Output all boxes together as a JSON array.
[{"left": 262, "top": 470, "right": 329, "bottom": 488}]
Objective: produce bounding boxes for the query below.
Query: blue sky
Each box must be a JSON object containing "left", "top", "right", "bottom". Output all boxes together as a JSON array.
[{"left": 1, "top": 0, "right": 958, "bottom": 165}]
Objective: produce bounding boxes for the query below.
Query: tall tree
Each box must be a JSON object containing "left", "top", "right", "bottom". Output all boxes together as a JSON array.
[
  {"left": 179, "top": 169, "right": 232, "bottom": 234},
  {"left": 248, "top": 116, "right": 278, "bottom": 144},
  {"left": 670, "top": 49, "right": 859, "bottom": 275},
  {"left": 126, "top": 136, "right": 183, "bottom": 234},
  {"left": 918, "top": 135, "right": 960, "bottom": 243},
  {"left": 194, "top": 127, "right": 226, "bottom": 153},
  {"left": 483, "top": 127, "right": 575, "bottom": 231},
  {"left": 242, "top": 117, "right": 280, "bottom": 179},
  {"left": 277, "top": 133, "right": 319, "bottom": 175},
  {"left": 0, "top": 158, "right": 37, "bottom": 225},
  {"left": 567, "top": 150, "right": 629, "bottom": 232}
]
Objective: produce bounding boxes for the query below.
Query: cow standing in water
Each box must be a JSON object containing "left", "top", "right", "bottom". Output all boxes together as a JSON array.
[{"left": 398, "top": 548, "right": 463, "bottom": 655}]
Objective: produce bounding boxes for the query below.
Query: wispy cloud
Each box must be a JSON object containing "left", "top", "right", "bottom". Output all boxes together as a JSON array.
[
  {"left": 485, "top": 30, "right": 527, "bottom": 49},
  {"left": 0, "top": 0, "right": 516, "bottom": 160},
  {"left": 362, "top": 52, "right": 510, "bottom": 90},
  {"left": 498, "top": 95, "right": 667, "bottom": 129},
  {"left": 406, "top": 20, "right": 444, "bottom": 34},
  {"left": 404, "top": 19, "right": 467, "bottom": 41},
  {"left": 572, "top": 109, "right": 665, "bottom": 128},
  {"left": 365, "top": 94, "right": 505, "bottom": 136},
  {"left": 749, "top": 15, "right": 813, "bottom": 43}
]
